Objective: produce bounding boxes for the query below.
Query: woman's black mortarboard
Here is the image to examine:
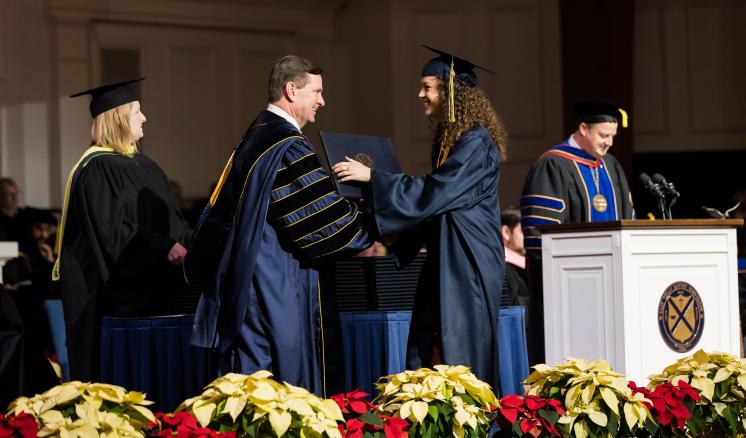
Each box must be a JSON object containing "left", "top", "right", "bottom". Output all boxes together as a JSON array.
[
  {"left": 420, "top": 45, "right": 494, "bottom": 123},
  {"left": 69, "top": 77, "right": 145, "bottom": 118},
  {"left": 574, "top": 100, "right": 629, "bottom": 128},
  {"left": 421, "top": 45, "right": 494, "bottom": 86}
]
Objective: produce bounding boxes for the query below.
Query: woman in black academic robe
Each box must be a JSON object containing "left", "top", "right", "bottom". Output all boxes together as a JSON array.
[
  {"left": 54, "top": 79, "right": 191, "bottom": 381},
  {"left": 333, "top": 48, "right": 507, "bottom": 392}
]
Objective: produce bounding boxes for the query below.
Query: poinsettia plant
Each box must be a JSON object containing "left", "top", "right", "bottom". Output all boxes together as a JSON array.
[
  {"left": 0, "top": 412, "right": 37, "bottom": 438},
  {"left": 374, "top": 365, "right": 498, "bottom": 438},
  {"left": 330, "top": 389, "right": 408, "bottom": 438},
  {"left": 148, "top": 412, "right": 237, "bottom": 437},
  {"left": 8, "top": 381, "right": 156, "bottom": 437},
  {"left": 492, "top": 394, "right": 565, "bottom": 437},
  {"left": 628, "top": 381, "right": 700, "bottom": 437},
  {"left": 647, "top": 349, "right": 746, "bottom": 437},
  {"left": 524, "top": 358, "right": 652, "bottom": 438},
  {"left": 177, "top": 370, "right": 344, "bottom": 437}
]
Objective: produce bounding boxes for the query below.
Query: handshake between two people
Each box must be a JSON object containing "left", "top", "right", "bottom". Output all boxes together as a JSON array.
[{"left": 331, "top": 157, "right": 397, "bottom": 256}]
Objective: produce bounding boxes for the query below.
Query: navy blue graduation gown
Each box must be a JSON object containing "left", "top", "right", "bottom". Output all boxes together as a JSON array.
[
  {"left": 370, "top": 125, "right": 504, "bottom": 392},
  {"left": 187, "top": 111, "right": 370, "bottom": 395},
  {"left": 519, "top": 144, "right": 634, "bottom": 365}
]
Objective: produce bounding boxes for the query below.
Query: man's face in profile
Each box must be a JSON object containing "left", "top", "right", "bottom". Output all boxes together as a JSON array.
[
  {"left": 293, "top": 73, "right": 325, "bottom": 128},
  {"left": 578, "top": 122, "right": 618, "bottom": 159}
]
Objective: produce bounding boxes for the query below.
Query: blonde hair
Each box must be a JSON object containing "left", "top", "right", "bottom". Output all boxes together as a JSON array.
[{"left": 90, "top": 102, "right": 138, "bottom": 154}]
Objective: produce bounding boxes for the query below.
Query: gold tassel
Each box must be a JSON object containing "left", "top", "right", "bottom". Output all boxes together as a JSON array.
[
  {"left": 436, "top": 144, "right": 448, "bottom": 168},
  {"left": 618, "top": 108, "right": 629, "bottom": 128},
  {"left": 448, "top": 59, "right": 455, "bottom": 123}
]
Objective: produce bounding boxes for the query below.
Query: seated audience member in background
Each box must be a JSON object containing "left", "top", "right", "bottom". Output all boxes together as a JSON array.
[
  {"left": 54, "top": 78, "right": 192, "bottom": 381},
  {"left": 0, "top": 177, "right": 24, "bottom": 241},
  {"left": 500, "top": 206, "right": 528, "bottom": 311}
]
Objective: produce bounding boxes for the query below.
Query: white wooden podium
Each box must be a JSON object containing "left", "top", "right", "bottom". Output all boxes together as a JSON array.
[{"left": 540, "top": 219, "right": 742, "bottom": 384}]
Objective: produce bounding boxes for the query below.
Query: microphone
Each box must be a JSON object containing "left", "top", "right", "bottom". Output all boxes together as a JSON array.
[
  {"left": 639, "top": 173, "right": 669, "bottom": 219},
  {"left": 652, "top": 173, "right": 679, "bottom": 219},
  {"left": 639, "top": 173, "right": 665, "bottom": 199},
  {"left": 652, "top": 173, "right": 680, "bottom": 199}
]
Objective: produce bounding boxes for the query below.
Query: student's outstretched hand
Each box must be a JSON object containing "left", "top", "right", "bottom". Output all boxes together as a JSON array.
[{"left": 332, "top": 156, "right": 371, "bottom": 183}]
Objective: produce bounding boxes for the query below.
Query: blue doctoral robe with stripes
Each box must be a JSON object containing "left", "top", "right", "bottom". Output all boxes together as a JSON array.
[
  {"left": 519, "top": 143, "right": 634, "bottom": 364},
  {"left": 185, "top": 110, "right": 371, "bottom": 395},
  {"left": 369, "top": 125, "right": 504, "bottom": 392}
]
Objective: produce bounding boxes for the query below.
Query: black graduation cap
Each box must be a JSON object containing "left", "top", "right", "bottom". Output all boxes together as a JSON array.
[
  {"left": 574, "top": 100, "right": 629, "bottom": 128},
  {"left": 420, "top": 45, "right": 494, "bottom": 87},
  {"left": 20, "top": 207, "right": 57, "bottom": 226},
  {"left": 70, "top": 77, "right": 145, "bottom": 118}
]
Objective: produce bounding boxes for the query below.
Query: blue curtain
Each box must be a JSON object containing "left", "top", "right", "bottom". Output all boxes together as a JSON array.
[
  {"left": 100, "top": 315, "right": 218, "bottom": 411},
  {"left": 339, "top": 307, "right": 529, "bottom": 397}
]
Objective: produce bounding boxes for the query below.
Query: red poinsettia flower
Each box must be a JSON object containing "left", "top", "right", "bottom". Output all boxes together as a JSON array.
[
  {"left": 496, "top": 394, "right": 564, "bottom": 437},
  {"left": 0, "top": 413, "right": 38, "bottom": 438},
  {"left": 382, "top": 416, "right": 409, "bottom": 438},
  {"left": 629, "top": 381, "right": 699, "bottom": 431},
  {"left": 332, "top": 389, "right": 377, "bottom": 415}
]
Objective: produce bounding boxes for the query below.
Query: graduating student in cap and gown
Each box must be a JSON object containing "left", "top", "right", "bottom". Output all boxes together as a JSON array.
[
  {"left": 519, "top": 101, "right": 635, "bottom": 365},
  {"left": 55, "top": 78, "right": 192, "bottom": 381},
  {"left": 186, "top": 55, "right": 372, "bottom": 396},
  {"left": 333, "top": 46, "right": 507, "bottom": 392}
]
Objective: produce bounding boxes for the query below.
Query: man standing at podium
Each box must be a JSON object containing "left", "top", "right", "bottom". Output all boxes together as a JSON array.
[{"left": 519, "top": 101, "right": 635, "bottom": 365}]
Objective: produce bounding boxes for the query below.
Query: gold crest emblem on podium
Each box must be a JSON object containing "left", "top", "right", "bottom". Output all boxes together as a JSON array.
[{"left": 657, "top": 281, "right": 704, "bottom": 353}]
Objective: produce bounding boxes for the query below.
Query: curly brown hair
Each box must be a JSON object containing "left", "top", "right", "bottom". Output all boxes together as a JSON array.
[{"left": 432, "top": 78, "right": 508, "bottom": 166}]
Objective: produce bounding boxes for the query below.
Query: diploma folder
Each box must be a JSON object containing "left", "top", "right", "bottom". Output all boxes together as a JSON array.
[{"left": 319, "top": 131, "right": 401, "bottom": 198}]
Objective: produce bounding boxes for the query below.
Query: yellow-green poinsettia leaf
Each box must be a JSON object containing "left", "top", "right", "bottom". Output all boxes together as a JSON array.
[
  {"left": 317, "top": 399, "right": 344, "bottom": 422},
  {"left": 224, "top": 395, "right": 248, "bottom": 422},
  {"left": 193, "top": 402, "right": 217, "bottom": 427},
  {"left": 268, "top": 411, "right": 292, "bottom": 437},
  {"left": 737, "top": 374, "right": 746, "bottom": 391},
  {"left": 71, "top": 423, "right": 100, "bottom": 438},
  {"left": 714, "top": 367, "right": 733, "bottom": 383},
  {"left": 250, "top": 370, "right": 274, "bottom": 380},
  {"left": 588, "top": 409, "right": 608, "bottom": 427},
  {"left": 565, "top": 384, "right": 580, "bottom": 408},
  {"left": 216, "top": 381, "right": 241, "bottom": 396},
  {"left": 131, "top": 404, "right": 156, "bottom": 423},
  {"left": 286, "top": 398, "right": 314, "bottom": 417},
  {"left": 573, "top": 420, "right": 589, "bottom": 438},
  {"left": 692, "top": 376, "right": 715, "bottom": 401},
  {"left": 250, "top": 381, "right": 277, "bottom": 402},
  {"left": 600, "top": 387, "right": 619, "bottom": 415},
  {"left": 87, "top": 383, "right": 127, "bottom": 403},
  {"left": 411, "top": 400, "right": 429, "bottom": 424},
  {"left": 453, "top": 407, "right": 470, "bottom": 427},
  {"left": 39, "top": 409, "right": 65, "bottom": 424},
  {"left": 400, "top": 400, "right": 413, "bottom": 421},
  {"left": 713, "top": 402, "right": 727, "bottom": 417},
  {"left": 581, "top": 384, "right": 595, "bottom": 405},
  {"left": 74, "top": 403, "right": 100, "bottom": 428},
  {"left": 55, "top": 384, "right": 84, "bottom": 405},
  {"left": 452, "top": 423, "right": 465, "bottom": 438},
  {"left": 623, "top": 402, "right": 638, "bottom": 430},
  {"left": 692, "top": 350, "right": 710, "bottom": 364}
]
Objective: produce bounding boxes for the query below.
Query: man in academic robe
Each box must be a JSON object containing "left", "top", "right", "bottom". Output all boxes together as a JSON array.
[
  {"left": 186, "top": 55, "right": 372, "bottom": 396},
  {"left": 520, "top": 101, "right": 635, "bottom": 365}
]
